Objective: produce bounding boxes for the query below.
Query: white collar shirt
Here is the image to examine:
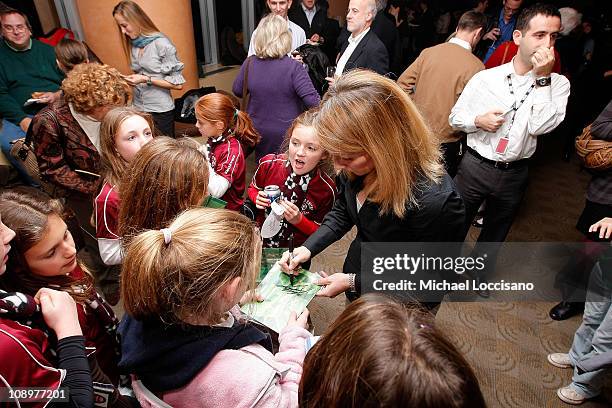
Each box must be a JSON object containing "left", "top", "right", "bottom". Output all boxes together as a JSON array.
[
  {"left": 69, "top": 103, "right": 101, "bottom": 151},
  {"left": 448, "top": 37, "right": 471, "bottom": 51},
  {"left": 336, "top": 27, "right": 370, "bottom": 76},
  {"left": 302, "top": 4, "right": 317, "bottom": 26},
  {"left": 449, "top": 59, "right": 570, "bottom": 161},
  {"left": 248, "top": 18, "right": 307, "bottom": 56}
]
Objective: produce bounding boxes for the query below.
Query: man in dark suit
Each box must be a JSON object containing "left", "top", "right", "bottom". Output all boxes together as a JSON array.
[
  {"left": 371, "top": 0, "right": 402, "bottom": 76},
  {"left": 289, "top": 0, "right": 327, "bottom": 41},
  {"left": 288, "top": 0, "right": 340, "bottom": 62},
  {"left": 333, "top": 0, "right": 388, "bottom": 78}
]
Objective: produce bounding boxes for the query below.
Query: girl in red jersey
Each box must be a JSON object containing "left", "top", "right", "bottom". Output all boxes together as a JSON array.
[
  {"left": 0, "top": 189, "right": 123, "bottom": 399},
  {"left": 95, "top": 107, "right": 155, "bottom": 268},
  {"left": 194, "top": 93, "right": 260, "bottom": 211},
  {"left": 247, "top": 110, "right": 336, "bottom": 248}
]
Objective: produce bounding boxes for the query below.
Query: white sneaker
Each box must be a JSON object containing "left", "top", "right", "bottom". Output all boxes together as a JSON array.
[
  {"left": 557, "top": 385, "right": 587, "bottom": 405},
  {"left": 548, "top": 353, "right": 572, "bottom": 369}
]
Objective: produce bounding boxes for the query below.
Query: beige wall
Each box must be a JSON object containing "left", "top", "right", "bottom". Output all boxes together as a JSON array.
[
  {"left": 33, "top": 0, "right": 60, "bottom": 34},
  {"left": 75, "top": 0, "right": 198, "bottom": 97},
  {"left": 328, "top": 0, "right": 349, "bottom": 26}
]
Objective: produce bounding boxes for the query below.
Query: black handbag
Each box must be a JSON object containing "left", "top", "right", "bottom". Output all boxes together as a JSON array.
[{"left": 173, "top": 86, "right": 217, "bottom": 124}]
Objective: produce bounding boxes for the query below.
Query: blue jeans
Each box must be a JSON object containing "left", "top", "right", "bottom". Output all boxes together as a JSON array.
[
  {"left": 0, "top": 118, "right": 36, "bottom": 185},
  {"left": 568, "top": 261, "right": 612, "bottom": 398}
]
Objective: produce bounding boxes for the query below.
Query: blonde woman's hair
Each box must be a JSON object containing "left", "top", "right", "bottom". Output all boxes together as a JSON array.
[
  {"left": 62, "top": 63, "right": 131, "bottom": 114},
  {"left": 99, "top": 106, "right": 155, "bottom": 187},
  {"left": 253, "top": 14, "right": 292, "bottom": 59},
  {"left": 113, "top": 0, "right": 161, "bottom": 62},
  {"left": 121, "top": 208, "right": 261, "bottom": 325},
  {"left": 314, "top": 70, "right": 444, "bottom": 218}
]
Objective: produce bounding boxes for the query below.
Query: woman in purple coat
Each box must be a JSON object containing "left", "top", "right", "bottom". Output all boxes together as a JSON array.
[{"left": 233, "top": 14, "right": 320, "bottom": 161}]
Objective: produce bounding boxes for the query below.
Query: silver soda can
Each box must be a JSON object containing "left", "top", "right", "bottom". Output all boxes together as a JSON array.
[{"left": 264, "top": 185, "right": 281, "bottom": 203}]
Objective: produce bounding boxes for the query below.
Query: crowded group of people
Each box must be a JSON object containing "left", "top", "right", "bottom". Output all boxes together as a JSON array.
[{"left": 0, "top": 0, "right": 611, "bottom": 406}]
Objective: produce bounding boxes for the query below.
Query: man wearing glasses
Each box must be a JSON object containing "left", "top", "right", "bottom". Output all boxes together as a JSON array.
[{"left": 0, "top": 8, "right": 63, "bottom": 182}]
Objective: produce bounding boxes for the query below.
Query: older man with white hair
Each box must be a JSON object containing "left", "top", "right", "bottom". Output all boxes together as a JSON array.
[{"left": 334, "top": 0, "right": 388, "bottom": 76}]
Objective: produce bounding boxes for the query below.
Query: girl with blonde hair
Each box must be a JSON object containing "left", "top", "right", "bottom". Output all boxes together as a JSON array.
[
  {"left": 248, "top": 109, "right": 336, "bottom": 249},
  {"left": 94, "top": 107, "right": 155, "bottom": 303},
  {"left": 113, "top": 0, "right": 185, "bottom": 136},
  {"left": 283, "top": 70, "right": 465, "bottom": 300},
  {"left": 119, "top": 208, "right": 311, "bottom": 407}
]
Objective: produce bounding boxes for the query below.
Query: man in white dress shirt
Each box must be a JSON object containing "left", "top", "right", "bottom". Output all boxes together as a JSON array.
[
  {"left": 248, "top": 0, "right": 306, "bottom": 56},
  {"left": 449, "top": 3, "right": 569, "bottom": 243}
]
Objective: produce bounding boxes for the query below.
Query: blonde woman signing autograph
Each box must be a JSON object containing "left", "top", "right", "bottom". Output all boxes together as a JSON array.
[{"left": 281, "top": 70, "right": 465, "bottom": 302}]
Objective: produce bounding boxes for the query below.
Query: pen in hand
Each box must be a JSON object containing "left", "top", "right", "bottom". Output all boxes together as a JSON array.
[{"left": 289, "top": 233, "right": 295, "bottom": 286}]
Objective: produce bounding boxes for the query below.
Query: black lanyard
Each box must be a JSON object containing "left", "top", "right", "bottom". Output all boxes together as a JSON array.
[{"left": 503, "top": 74, "right": 535, "bottom": 137}]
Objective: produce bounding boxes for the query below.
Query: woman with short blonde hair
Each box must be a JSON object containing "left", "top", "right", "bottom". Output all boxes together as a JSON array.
[
  {"left": 252, "top": 14, "right": 292, "bottom": 59},
  {"left": 233, "top": 14, "right": 319, "bottom": 161},
  {"left": 283, "top": 70, "right": 465, "bottom": 301}
]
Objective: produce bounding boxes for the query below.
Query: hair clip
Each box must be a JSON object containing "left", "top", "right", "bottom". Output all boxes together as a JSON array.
[
  {"left": 234, "top": 109, "right": 239, "bottom": 119},
  {"left": 160, "top": 228, "right": 172, "bottom": 245}
]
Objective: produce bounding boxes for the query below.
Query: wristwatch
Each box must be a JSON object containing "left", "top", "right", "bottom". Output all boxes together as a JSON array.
[
  {"left": 348, "top": 273, "right": 356, "bottom": 292},
  {"left": 535, "top": 76, "right": 551, "bottom": 87},
  {"left": 146, "top": 76, "right": 152, "bottom": 86}
]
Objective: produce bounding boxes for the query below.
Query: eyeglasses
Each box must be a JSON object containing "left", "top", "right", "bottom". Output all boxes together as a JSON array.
[{"left": 2, "top": 24, "right": 27, "bottom": 33}]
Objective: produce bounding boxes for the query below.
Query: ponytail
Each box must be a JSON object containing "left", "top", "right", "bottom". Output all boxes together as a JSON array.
[
  {"left": 233, "top": 110, "right": 261, "bottom": 148},
  {"left": 121, "top": 228, "right": 168, "bottom": 320},
  {"left": 195, "top": 93, "right": 261, "bottom": 149},
  {"left": 121, "top": 208, "right": 261, "bottom": 325}
]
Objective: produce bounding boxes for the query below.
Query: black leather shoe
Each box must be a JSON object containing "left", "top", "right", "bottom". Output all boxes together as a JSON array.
[
  {"left": 472, "top": 275, "right": 490, "bottom": 298},
  {"left": 549, "top": 302, "right": 584, "bottom": 321}
]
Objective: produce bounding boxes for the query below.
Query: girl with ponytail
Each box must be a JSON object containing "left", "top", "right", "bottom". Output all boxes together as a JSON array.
[
  {"left": 195, "top": 92, "right": 260, "bottom": 211},
  {"left": 119, "top": 208, "right": 310, "bottom": 407}
]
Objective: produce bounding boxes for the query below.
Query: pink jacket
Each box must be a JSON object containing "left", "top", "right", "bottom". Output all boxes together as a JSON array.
[{"left": 131, "top": 325, "right": 311, "bottom": 408}]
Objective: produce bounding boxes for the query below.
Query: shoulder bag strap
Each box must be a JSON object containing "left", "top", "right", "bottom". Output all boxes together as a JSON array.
[{"left": 240, "top": 56, "right": 253, "bottom": 111}]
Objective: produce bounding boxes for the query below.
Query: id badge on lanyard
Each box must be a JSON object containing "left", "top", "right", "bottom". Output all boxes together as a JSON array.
[
  {"left": 495, "top": 74, "right": 535, "bottom": 157},
  {"left": 495, "top": 135, "right": 510, "bottom": 155}
]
